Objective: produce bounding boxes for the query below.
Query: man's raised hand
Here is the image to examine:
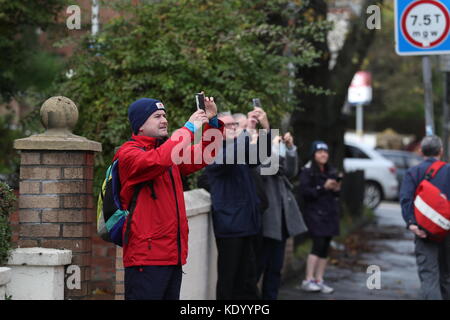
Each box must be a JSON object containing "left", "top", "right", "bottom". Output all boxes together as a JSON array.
[
  {"left": 188, "top": 109, "right": 209, "bottom": 128},
  {"left": 200, "top": 92, "right": 217, "bottom": 120}
]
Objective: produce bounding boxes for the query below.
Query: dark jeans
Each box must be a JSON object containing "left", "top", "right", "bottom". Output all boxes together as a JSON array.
[
  {"left": 256, "top": 237, "right": 287, "bottom": 300},
  {"left": 215, "top": 236, "right": 259, "bottom": 300},
  {"left": 415, "top": 235, "right": 450, "bottom": 300},
  {"left": 124, "top": 265, "right": 182, "bottom": 300}
]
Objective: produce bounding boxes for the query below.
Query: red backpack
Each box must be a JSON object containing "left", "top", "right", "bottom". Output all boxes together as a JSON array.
[{"left": 414, "top": 161, "right": 450, "bottom": 242}]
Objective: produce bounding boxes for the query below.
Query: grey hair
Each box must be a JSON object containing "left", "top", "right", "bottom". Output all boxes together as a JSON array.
[
  {"left": 217, "top": 111, "right": 232, "bottom": 118},
  {"left": 421, "top": 135, "right": 443, "bottom": 157},
  {"left": 233, "top": 113, "right": 247, "bottom": 120}
]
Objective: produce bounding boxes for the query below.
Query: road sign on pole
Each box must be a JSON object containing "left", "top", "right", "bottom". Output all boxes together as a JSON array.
[
  {"left": 441, "top": 54, "right": 450, "bottom": 159},
  {"left": 348, "top": 71, "right": 373, "bottom": 106},
  {"left": 395, "top": 0, "right": 450, "bottom": 136},
  {"left": 348, "top": 71, "right": 372, "bottom": 137},
  {"left": 395, "top": 0, "right": 450, "bottom": 56}
]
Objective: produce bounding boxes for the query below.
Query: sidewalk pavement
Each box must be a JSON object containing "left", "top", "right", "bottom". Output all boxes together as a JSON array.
[{"left": 278, "top": 201, "right": 421, "bottom": 300}]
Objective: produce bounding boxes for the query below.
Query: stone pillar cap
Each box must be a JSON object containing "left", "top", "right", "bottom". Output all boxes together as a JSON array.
[
  {"left": 6, "top": 248, "right": 72, "bottom": 266},
  {"left": 14, "top": 96, "right": 102, "bottom": 152}
]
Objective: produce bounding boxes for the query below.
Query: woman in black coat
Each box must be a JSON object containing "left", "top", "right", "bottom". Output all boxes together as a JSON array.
[{"left": 299, "top": 141, "right": 341, "bottom": 294}]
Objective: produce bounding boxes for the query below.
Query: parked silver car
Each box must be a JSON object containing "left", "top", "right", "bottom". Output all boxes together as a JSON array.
[
  {"left": 377, "top": 149, "right": 423, "bottom": 194},
  {"left": 344, "top": 140, "right": 399, "bottom": 209}
]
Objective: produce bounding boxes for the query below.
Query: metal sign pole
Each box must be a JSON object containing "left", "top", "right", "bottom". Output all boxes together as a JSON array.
[
  {"left": 92, "top": 0, "right": 99, "bottom": 36},
  {"left": 422, "top": 56, "right": 435, "bottom": 136},
  {"left": 441, "top": 55, "right": 450, "bottom": 161},
  {"left": 356, "top": 104, "right": 363, "bottom": 137},
  {"left": 444, "top": 71, "right": 449, "bottom": 161}
]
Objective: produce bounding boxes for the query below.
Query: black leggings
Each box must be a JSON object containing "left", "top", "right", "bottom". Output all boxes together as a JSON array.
[{"left": 311, "top": 236, "right": 332, "bottom": 258}]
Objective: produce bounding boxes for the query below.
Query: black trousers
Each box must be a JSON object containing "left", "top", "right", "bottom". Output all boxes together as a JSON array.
[
  {"left": 255, "top": 210, "right": 289, "bottom": 300},
  {"left": 256, "top": 237, "right": 287, "bottom": 300},
  {"left": 124, "top": 265, "right": 182, "bottom": 300},
  {"left": 311, "top": 236, "right": 332, "bottom": 258},
  {"left": 215, "top": 236, "right": 259, "bottom": 300}
]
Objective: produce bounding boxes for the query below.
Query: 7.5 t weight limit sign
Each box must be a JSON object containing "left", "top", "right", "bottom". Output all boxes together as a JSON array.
[{"left": 395, "top": 0, "right": 450, "bottom": 55}]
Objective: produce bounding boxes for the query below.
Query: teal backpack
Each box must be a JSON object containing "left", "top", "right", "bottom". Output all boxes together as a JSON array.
[{"left": 96, "top": 148, "right": 152, "bottom": 247}]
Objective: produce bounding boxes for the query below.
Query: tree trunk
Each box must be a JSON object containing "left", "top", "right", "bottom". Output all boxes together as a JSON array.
[{"left": 291, "top": 0, "right": 384, "bottom": 170}]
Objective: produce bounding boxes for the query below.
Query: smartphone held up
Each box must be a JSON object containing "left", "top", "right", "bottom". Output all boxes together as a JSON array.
[
  {"left": 252, "top": 98, "right": 261, "bottom": 108},
  {"left": 195, "top": 93, "right": 205, "bottom": 111}
]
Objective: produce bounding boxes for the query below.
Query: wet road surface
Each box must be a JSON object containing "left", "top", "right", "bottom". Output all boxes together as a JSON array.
[{"left": 279, "top": 201, "right": 421, "bottom": 300}]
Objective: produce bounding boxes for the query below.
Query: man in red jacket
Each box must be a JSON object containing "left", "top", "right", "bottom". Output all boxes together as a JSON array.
[{"left": 115, "top": 95, "right": 223, "bottom": 300}]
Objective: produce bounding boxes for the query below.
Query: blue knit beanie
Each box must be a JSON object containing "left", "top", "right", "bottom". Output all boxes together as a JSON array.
[
  {"left": 128, "top": 98, "right": 165, "bottom": 134},
  {"left": 310, "top": 140, "right": 329, "bottom": 157}
]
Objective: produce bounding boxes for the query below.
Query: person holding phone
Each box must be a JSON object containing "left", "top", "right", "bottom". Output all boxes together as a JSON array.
[
  {"left": 298, "top": 141, "right": 341, "bottom": 294},
  {"left": 199, "top": 101, "right": 272, "bottom": 300},
  {"left": 116, "top": 93, "right": 223, "bottom": 300},
  {"left": 255, "top": 132, "right": 308, "bottom": 300}
]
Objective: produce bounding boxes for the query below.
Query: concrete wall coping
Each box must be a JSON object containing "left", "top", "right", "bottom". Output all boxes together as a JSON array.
[
  {"left": 0, "top": 267, "right": 11, "bottom": 286},
  {"left": 7, "top": 248, "right": 72, "bottom": 267},
  {"left": 14, "top": 133, "right": 102, "bottom": 152},
  {"left": 184, "top": 188, "right": 211, "bottom": 218}
]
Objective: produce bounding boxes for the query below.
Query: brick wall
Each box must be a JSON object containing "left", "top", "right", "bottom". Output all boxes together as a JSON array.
[
  {"left": 10, "top": 155, "right": 117, "bottom": 299},
  {"left": 16, "top": 150, "right": 95, "bottom": 299},
  {"left": 91, "top": 235, "right": 116, "bottom": 296},
  {"left": 115, "top": 247, "right": 124, "bottom": 300}
]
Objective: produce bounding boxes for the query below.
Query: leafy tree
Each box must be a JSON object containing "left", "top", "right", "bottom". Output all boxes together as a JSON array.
[
  {"left": 0, "top": 115, "right": 22, "bottom": 176},
  {"left": 56, "top": 0, "right": 329, "bottom": 193},
  {"left": 0, "top": 1, "right": 68, "bottom": 182},
  {"left": 289, "top": 0, "right": 385, "bottom": 167},
  {"left": 363, "top": 2, "right": 444, "bottom": 139},
  {"left": 0, "top": 0, "right": 68, "bottom": 101}
]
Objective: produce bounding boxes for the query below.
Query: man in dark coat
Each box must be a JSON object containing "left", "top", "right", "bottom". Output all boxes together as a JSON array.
[
  {"left": 202, "top": 109, "right": 271, "bottom": 300},
  {"left": 400, "top": 135, "right": 450, "bottom": 300}
]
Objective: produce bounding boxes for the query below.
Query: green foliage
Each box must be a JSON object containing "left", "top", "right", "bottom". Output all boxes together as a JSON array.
[
  {"left": 0, "top": 115, "right": 22, "bottom": 175},
  {"left": 0, "top": 182, "right": 16, "bottom": 265},
  {"left": 295, "top": 238, "right": 312, "bottom": 260},
  {"left": 0, "top": 0, "right": 68, "bottom": 101},
  {"left": 56, "top": 0, "right": 328, "bottom": 194},
  {"left": 364, "top": 2, "right": 444, "bottom": 137},
  {"left": 295, "top": 205, "right": 375, "bottom": 259},
  {"left": 0, "top": 1, "right": 67, "bottom": 180}
]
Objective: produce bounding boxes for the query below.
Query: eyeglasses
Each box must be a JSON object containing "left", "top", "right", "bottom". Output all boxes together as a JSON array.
[{"left": 224, "top": 122, "right": 239, "bottom": 128}]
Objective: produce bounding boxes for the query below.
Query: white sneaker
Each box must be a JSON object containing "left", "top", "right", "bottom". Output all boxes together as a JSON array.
[
  {"left": 316, "top": 280, "right": 334, "bottom": 294},
  {"left": 299, "top": 280, "right": 321, "bottom": 292}
]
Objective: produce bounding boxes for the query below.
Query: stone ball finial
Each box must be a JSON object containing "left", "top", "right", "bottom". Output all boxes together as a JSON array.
[{"left": 40, "top": 96, "right": 79, "bottom": 132}]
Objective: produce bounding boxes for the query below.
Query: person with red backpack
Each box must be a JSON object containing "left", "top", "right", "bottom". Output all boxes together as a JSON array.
[
  {"left": 115, "top": 95, "right": 223, "bottom": 300},
  {"left": 400, "top": 135, "right": 450, "bottom": 300}
]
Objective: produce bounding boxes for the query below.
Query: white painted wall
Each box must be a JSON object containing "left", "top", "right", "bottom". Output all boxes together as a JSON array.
[
  {"left": 180, "top": 189, "right": 217, "bottom": 300},
  {"left": 5, "top": 248, "right": 72, "bottom": 300},
  {"left": 0, "top": 267, "right": 11, "bottom": 300}
]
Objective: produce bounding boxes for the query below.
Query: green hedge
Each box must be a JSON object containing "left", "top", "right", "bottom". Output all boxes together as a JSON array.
[{"left": 0, "top": 182, "right": 16, "bottom": 265}]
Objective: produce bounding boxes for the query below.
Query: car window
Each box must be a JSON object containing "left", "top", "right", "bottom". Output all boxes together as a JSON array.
[
  {"left": 345, "top": 145, "right": 370, "bottom": 159},
  {"left": 385, "top": 154, "right": 407, "bottom": 169},
  {"left": 407, "top": 156, "right": 422, "bottom": 168}
]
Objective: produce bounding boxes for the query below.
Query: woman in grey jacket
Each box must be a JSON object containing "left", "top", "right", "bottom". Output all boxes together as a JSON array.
[{"left": 256, "top": 132, "right": 308, "bottom": 300}]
